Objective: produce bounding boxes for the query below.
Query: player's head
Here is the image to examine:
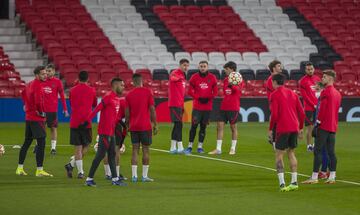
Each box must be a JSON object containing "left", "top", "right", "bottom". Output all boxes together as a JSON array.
[
  {"left": 268, "top": 60, "right": 282, "bottom": 75},
  {"left": 132, "top": 73, "right": 142, "bottom": 87},
  {"left": 322, "top": 69, "right": 336, "bottom": 86},
  {"left": 78, "top": 70, "right": 88, "bottom": 83},
  {"left": 45, "top": 63, "right": 56, "bottom": 78},
  {"left": 305, "top": 62, "right": 314, "bottom": 76},
  {"left": 33, "top": 66, "right": 47, "bottom": 81},
  {"left": 198, "top": 60, "right": 208, "bottom": 74},
  {"left": 179, "top": 59, "right": 189, "bottom": 73},
  {"left": 111, "top": 77, "right": 125, "bottom": 95},
  {"left": 223, "top": 61, "right": 237, "bottom": 76},
  {"left": 272, "top": 73, "right": 285, "bottom": 89}
]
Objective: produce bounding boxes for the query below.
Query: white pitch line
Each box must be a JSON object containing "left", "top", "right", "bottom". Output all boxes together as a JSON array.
[{"left": 4, "top": 144, "right": 360, "bottom": 186}]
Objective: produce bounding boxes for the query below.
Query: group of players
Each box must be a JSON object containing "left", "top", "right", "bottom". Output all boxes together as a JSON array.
[{"left": 13, "top": 58, "right": 342, "bottom": 190}]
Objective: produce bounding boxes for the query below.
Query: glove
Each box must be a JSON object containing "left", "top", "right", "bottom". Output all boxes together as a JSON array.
[
  {"left": 78, "top": 121, "right": 89, "bottom": 129},
  {"left": 198, "top": 97, "right": 209, "bottom": 104}
]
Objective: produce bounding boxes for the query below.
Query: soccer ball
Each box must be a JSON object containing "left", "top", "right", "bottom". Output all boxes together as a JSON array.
[
  {"left": 228, "top": 72, "right": 243, "bottom": 85},
  {"left": 0, "top": 144, "right": 5, "bottom": 156}
]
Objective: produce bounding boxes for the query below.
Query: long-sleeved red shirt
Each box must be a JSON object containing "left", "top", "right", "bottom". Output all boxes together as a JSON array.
[
  {"left": 220, "top": 77, "right": 244, "bottom": 111},
  {"left": 188, "top": 72, "right": 218, "bottom": 111},
  {"left": 42, "top": 77, "right": 67, "bottom": 112},
  {"left": 269, "top": 86, "right": 305, "bottom": 133},
  {"left": 22, "top": 79, "right": 46, "bottom": 121},
  {"left": 299, "top": 75, "right": 321, "bottom": 111},
  {"left": 168, "top": 68, "right": 186, "bottom": 108},
  {"left": 88, "top": 91, "right": 122, "bottom": 136},
  {"left": 69, "top": 83, "right": 97, "bottom": 129},
  {"left": 317, "top": 85, "right": 341, "bottom": 133},
  {"left": 125, "top": 87, "right": 154, "bottom": 131},
  {"left": 266, "top": 75, "right": 274, "bottom": 101}
]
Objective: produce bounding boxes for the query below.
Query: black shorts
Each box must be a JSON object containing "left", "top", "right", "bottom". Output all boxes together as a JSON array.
[
  {"left": 314, "top": 128, "right": 336, "bottom": 150},
  {"left": 275, "top": 132, "right": 298, "bottom": 150},
  {"left": 25, "top": 121, "right": 46, "bottom": 139},
  {"left": 115, "top": 123, "right": 125, "bottom": 147},
  {"left": 170, "top": 107, "right": 183, "bottom": 122},
  {"left": 46, "top": 112, "right": 58, "bottom": 128},
  {"left": 98, "top": 134, "right": 115, "bottom": 149},
  {"left": 305, "top": 111, "right": 315, "bottom": 126},
  {"left": 218, "top": 110, "right": 239, "bottom": 124},
  {"left": 70, "top": 128, "right": 92, "bottom": 146},
  {"left": 191, "top": 109, "right": 211, "bottom": 125},
  {"left": 130, "top": 130, "right": 152, "bottom": 145}
]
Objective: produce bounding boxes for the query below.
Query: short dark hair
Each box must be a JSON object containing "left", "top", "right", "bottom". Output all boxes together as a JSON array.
[
  {"left": 305, "top": 61, "right": 313, "bottom": 67},
  {"left": 223, "top": 61, "right": 237, "bottom": 71},
  {"left": 78, "top": 70, "right": 88, "bottom": 82},
  {"left": 45, "top": 63, "right": 55, "bottom": 70},
  {"left": 323, "top": 69, "right": 336, "bottom": 79},
  {"left": 33, "top": 66, "right": 45, "bottom": 75},
  {"left": 111, "top": 77, "right": 123, "bottom": 86},
  {"left": 272, "top": 73, "right": 285, "bottom": 85},
  {"left": 268, "top": 60, "right": 281, "bottom": 73},
  {"left": 132, "top": 73, "right": 142, "bottom": 85},
  {"left": 199, "top": 60, "right": 208, "bottom": 65},
  {"left": 179, "top": 59, "right": 189, "bottom": 65}
]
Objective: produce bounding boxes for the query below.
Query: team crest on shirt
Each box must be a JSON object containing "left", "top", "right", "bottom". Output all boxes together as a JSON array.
[{"left": 207, "top": 79, "right": 211, "bottom": 83}]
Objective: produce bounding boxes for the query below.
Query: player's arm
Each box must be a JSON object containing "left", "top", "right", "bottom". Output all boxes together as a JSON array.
[
  {"left": 269, "top": 95, "right": 278, "bottom": 131},
  {"left": 82, "top": 98, "right": 105, "bottom": 127},
  {"left": 150, "top": 105, "right": 158, "bottom": 135},
  {"left": 169, "top": 71, "right": 181, "bottom": 82},
  {"left": 296, "top": 95, "right": 305, "bottom": 130},
  {"left": 299, "top": 82, "right": 316, "bottom": 108},
  {"left": 316, "top": 91, "right": 328, "bottom": 125},
  {"left": 58, "top": 80, "right": 69, "bottom": 116},
  {"left": 211, "top": 78, "right": 218, "bottom": 98},
  {"left": 92, "top": 90, "right": 97, "bottom": 108},
  {"left": 21, "top": 88, "right": 27, "bottom": 111},
  {"left": 187, "top": 77, "right": 198, "bottom": 99},
  {"left": 34, "top": 84, "right": 45, "bottom": 117}
]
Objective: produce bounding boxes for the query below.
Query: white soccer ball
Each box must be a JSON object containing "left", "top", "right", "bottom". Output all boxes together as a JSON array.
[
  {"left": 228, "top": 72, "right": 243, "bottom": 85},
  {"left": 0, "top": 144, "right": 5, "bottom": 156}
]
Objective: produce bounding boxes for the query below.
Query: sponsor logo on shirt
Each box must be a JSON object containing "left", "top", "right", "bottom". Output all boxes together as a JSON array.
[
  {"left": 199, "top": 82, "right": 209, "bottom": 89},
  {"left": 43, "top": 86, "right": 52, "bottom": 94},
  {"left": 225, "top": 88, "right": 232, "bottom": 95}
]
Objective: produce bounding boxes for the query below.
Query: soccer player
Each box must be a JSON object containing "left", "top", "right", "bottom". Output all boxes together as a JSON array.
[
  {"left": 209, "top": 61, "right": 244, "bottom": 155},
  {"left": 168, "top": 59, "right": 189, "bottom": 154},
  {"left": 268, "top": 74, "right": 305, "bottom": 192},
  {"left": 125, "top": 74, "right": 158, "bottom": 182},
  {"left": 16, "top": 66, "right": 53, "bottom": 177},
  {"left": 302, "top": 70, "right": 341, "bottom": 184},
  {"left": 85, "top": 78, "right": 126, "bottom": 187},
  {"left": 184, "top": 61, "right": 218, "bottom": 154},
  {"left": 42, "top": 63, "right": 69, "bottom": 155},
  {"left": 266, "top": 60, "right": 283, "bottom": 147},
  {"left": 64, "top": 71, "right": 97, "bottom": 179},
  {"left": 103, "top": 94, "right": 128, "bottom": 180},
  {"left": 299, "top": 62, "right": 321, "bottom": 151}
]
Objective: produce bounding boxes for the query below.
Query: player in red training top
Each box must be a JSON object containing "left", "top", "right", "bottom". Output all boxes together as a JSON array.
[
  {"left": 209, "top": 61, "right": 244, "bottom": 155},
  {"left": 184, "top": 61, "right": 218, "bottom": 155},
  {"left": 42, "top": 64, "right": 69, "bottom": 155},
  {"left": 125, "top": 74, "right": 158, "bottom": 182},
  {"left": 299, "top": 62, "right": 321, "bottom": 151},
  {"left": 16, "top": 66, "right": 53, "bottom": 177},
  {"left": 64, "top": 71, "right": 97, "bottom": 179},
  {"left": 168, "top": 59, "right": 189, "bottom": 154},
  {"left": 85, "top": 78, "right": 126, "bottom": 187},
  {"left": 268, "top": 73, "right": 305, "bottom": 192},
  {"left": 103, "top": 92, "right": 128, "bottom": 181},
  {"left": 302, "top": 70, "right": 341, "bottom": 185}
]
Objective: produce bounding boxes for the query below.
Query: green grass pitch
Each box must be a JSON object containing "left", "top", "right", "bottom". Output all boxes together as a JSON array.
[{"left": 0, "top": 122, "right": 359, "bottom": 215}]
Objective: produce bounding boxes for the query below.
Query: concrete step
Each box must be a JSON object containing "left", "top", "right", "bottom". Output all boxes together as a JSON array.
[
  {"left": 0, "top": 20, "right": 16, "bottom": 28},
  {"left": 0, "top": 27, "right": 22, "bottom": 35},
  {"left": 17, "top": 67, "right": 35, "bottom": 76},
  {"left": 12, "top": 59, "right": 44, "bottom": 68},
  {"left": 0, "top": 35, "right": 27, "bottom": 43},
  {"left": 1, "top": 43, "right": 33, "bottom": 51},
  {"left": 6, "top": 51, "right": 39, "bottom": 60}
]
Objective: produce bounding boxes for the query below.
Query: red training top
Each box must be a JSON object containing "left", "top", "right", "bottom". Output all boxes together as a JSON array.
[
  {"left": 299, "top": 75, "right": 321, "bottom": 111},
  {"left": 168, "top": 68, "right": 186, "bottom": 108},
  {"left": 42, "top": 77, "right": 67, "bottom": 112},
  {"left": 266, "top": 75, "right": 275, "bottom": 101},
  {"left": 188, "top": 72, "right": 218, "bottom": 111},
  {"left": 69, "top": 83, "right": 97, "bottom": 128},
  {"left": 269, "top": 86, "right": 305, "bottom": 133},
  {"left": 125, "top": 87, "right": 154, "bottom": 132},
  {"left": 317, "top": 85, "right": 342, "bottom": 133},
  {"left": 220, "top": 77, "right": 244, "bottom": 111},
  {"left": 88, "top": 91, "right": 122, "bottom": 136},
  {"left": 22, "top": 79, "right": 46, "bottom": 121}
]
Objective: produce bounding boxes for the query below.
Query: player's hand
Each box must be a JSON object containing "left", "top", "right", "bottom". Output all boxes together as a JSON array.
[
  {"left": 119, "top": 144, "right": 126, "bottom": 154},
  {"left": 298, "top": 129, "right": 304, "bottom": 140},
  {"left": 36, "top": 111, "right": 46, "bottom": 118},
  {"left": 153, "top": 125, "right": 159, "bottom": 135},
  {"left": 64, "top": 110, "right": 70, "bottom": 117},
  {"left": 198, "top": 97, "right": 209, "bottom": 104},
  {"left": 78, "top": 121, "right": 89, "bottom": 129},
  {"left": 267, "top": 130, "right": 273, "bottom": 144}
]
